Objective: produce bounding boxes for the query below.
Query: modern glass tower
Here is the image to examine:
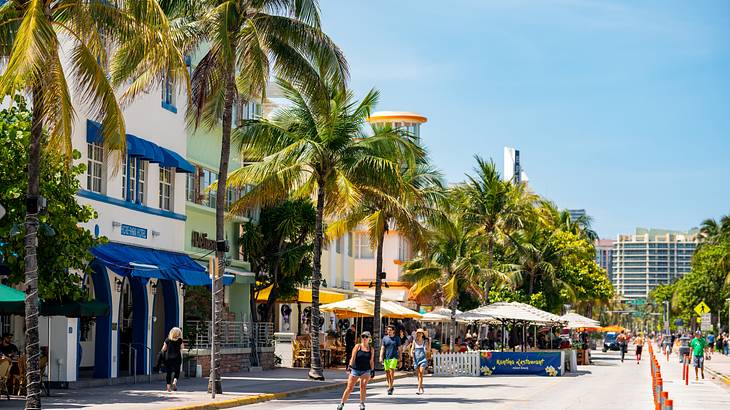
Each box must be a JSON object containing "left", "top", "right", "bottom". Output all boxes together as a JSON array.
[{"left": 611, "top": 228, "right": 698, "bottom": 299}]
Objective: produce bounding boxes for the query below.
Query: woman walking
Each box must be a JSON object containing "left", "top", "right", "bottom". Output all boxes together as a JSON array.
[
  {"left": 411, "top": 328, "right": 431, "bottom": 395},
  {"left": 162, "top": 327, "right": 184, "bottom": 392},
  {"left": 337, "top": 331, "right": 375, "bottom": 410}
]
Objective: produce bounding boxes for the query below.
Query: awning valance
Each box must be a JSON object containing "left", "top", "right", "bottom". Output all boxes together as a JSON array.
[
  {"left": 91, "top": 242, "right": 210, "bottom": 286},
  {"left": 255, "top": 285, "right": 347, "bottom": 304},
  {"left": 86, "top": 120, "right": 194, "bottom": 173},
  {"left": 0, "top": 284, "right": 109, "bottom": 317}
]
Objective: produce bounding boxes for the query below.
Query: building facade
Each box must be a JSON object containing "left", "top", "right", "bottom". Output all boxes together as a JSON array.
[
  {"left": 567, "top": 209, "right": 587, "bottom": 221},
  {"left": 503, "top": 146, "right": 528, "bottom": 184},
  {"left": 611, "top": 229, "right": 698, "bottom": 299},
  {"left": 595, "top": 239, "right": 615, "bottom": 281}
]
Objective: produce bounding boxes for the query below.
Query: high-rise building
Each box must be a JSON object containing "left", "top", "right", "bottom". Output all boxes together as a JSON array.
[
  {"left": 567, "top": 209, "right": 587, "bottom": 221},
  {"left": 612, "top": 228, "right": 698, "bottom": 299},
  {"left": 503, "top": 147, "right": 528, "bottom": 184},
  {"left": 595, "top": 239, "right": 615, "bottom": 281}
]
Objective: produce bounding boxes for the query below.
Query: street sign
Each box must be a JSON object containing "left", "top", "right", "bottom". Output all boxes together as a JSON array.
[
  {"left": 694, "top": 301, "right": 711, "bottom": 316},
  {"left": 701, "top": 313, "right": 712, "bottom": 331},
  {"left": 627, "top": 298, "right": 646, "bottom": 305}
]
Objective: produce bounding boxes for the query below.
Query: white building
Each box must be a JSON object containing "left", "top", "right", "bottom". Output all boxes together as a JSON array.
[
  {"left": 503, "top": 147, "right": 528, "bottom": 184},
  {"left": 612, "top": 228, "right": 698, "bottom": 299}
]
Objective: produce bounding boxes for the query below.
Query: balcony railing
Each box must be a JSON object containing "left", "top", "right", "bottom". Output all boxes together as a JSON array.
[{"left": 184, "top": 321, "right": 273, "bottom": 350}]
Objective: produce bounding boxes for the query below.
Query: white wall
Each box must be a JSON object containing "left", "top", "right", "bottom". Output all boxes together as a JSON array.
[{"left": 39, "top": 316, "right": 78, "bottom": 382}]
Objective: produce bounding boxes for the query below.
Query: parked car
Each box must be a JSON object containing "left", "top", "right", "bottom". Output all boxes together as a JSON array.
[{"left": 603, "top": 332, "right": 619, "bottom": 352}]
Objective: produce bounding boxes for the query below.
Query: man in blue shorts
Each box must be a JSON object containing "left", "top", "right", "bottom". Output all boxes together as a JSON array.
[{"left": 690, "top": 330, "right": 707, "bottom": 381}]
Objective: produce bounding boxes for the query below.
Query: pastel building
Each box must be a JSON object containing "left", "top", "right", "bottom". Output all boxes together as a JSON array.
[{"left": 595, "top": 239, "right": 615, "bottom": 281}]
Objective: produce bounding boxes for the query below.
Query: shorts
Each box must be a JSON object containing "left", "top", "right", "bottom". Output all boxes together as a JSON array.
[
  {"left": 383, "top": 358, "right": 398, "bottom": 371},
  {"left": 350, "top": 368, "right": 370, "bottom": 377},
  {"left": 692, "top": 355, "right": 704, "bottom": 368},
  {"left": 636, "top": 346, "right": 643, "bottom": 355}
]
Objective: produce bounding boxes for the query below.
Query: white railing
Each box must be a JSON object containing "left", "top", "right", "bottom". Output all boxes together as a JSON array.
[
  {"left": 432, "top": 351, "right": 481, "bottom": 377},
  {"left": 185, "top": 321, "right": 273, "bottom": 349}
]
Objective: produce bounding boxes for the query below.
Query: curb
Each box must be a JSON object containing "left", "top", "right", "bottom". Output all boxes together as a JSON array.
[
  {"left": 705, "top": 366, "right": 730, "bottom": 386},
  {"left": 165, "top": 371, "right": 415, "bottom": 410}
]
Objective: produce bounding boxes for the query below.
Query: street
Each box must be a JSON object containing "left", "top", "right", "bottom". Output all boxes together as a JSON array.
[{"left": 240, "top": 350, "right": 730, "bottom": 410}]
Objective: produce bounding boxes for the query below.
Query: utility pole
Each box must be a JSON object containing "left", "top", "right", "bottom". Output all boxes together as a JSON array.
[{"left": 663, "top": 301, "right": 670, "bottom": 338}]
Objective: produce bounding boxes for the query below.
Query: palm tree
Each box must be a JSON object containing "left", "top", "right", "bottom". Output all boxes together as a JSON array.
[
  {"left": 509, "top": 228, "right": 569, "bottom": 297},
  {"left": 184, "top": 0, "right": 346, "bottom": 387},
  {"left": 402, "top": 208, "right": 486, "bottom": 350},
  {"left": 0, "top": 1, "right": 181, "bottom": 406},
  {"left": 226, "top": 74, "right": 410, "bottom": 380},
  {"left": 328, "top": 153, "right": 444, "bottom": 363},
  {"left": 457, "top": 157, "right": 532, "bottom": 304}
]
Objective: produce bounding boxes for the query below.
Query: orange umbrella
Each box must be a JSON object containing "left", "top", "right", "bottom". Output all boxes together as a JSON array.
[{"left": 600, "top": 325, "right": 626, "bottom": 332}]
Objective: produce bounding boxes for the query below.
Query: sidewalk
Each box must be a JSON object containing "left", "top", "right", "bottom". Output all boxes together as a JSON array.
[
  {"left": 653, "top": 346, "right": 730, "bottom": 410},
  {"left": 704, "top": 351, "right": 730, "bottom": 383},
  {"left": 1, "top": 368, "right": 410, "bottom": 410}
]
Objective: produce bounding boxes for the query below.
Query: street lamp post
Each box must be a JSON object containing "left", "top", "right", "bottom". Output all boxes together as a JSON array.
[{"left": 726, "top": 298, "right": 730, "bottom": 334}]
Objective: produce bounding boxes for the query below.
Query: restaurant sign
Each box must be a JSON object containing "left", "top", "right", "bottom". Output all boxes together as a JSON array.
[
  {"left": 191, "top": 231, "right": 229, "bottom": 252},
  {"left": 479, "top": 351, "right": 562, "bottom": 376},
  {"left": 121, "top": 224, "right": 147, "bottom": 239}
]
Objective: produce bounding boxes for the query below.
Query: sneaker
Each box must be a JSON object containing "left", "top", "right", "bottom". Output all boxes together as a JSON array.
[
  {"left": 336, "top": 404, "right": 344, "bottom": 410},
  {"left": 359, "top": 403, "right": 365, "bottom": 410},
  {"left": 387, "top": 387, "right": 393, "bottom": 395},
  {"left": 172, "top": 378, "right": 178, "bottom": 391}
]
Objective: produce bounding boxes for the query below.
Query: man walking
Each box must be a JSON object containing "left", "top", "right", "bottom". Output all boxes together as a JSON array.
[
  {"left": 380, "top": 325, "right": 401, "bottom": 395},
  {"left": 690, "top": 330, "right": 707, "bottom": 381}
]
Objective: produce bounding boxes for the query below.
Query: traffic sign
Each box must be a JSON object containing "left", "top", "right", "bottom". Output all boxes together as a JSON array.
[
  {"left": 701, "top": 313, "right": 712, "bottom": 331},
  {"left": 694, "top": 301, "right": 711, "bottom": 316}
]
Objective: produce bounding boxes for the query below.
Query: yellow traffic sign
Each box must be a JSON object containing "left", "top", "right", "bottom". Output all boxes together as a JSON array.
[{"left": 694, "top": 301, "right": 711, "bottom": 316}]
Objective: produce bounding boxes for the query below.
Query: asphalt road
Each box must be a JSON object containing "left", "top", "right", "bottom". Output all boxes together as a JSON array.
[{"left": 239, "top": 350, "right": 729, "bottom": 410}]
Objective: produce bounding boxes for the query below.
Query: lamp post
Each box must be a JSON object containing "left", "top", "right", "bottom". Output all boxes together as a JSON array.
[{"left": 726, "top": 298, "right": 730, "bottom": 334}]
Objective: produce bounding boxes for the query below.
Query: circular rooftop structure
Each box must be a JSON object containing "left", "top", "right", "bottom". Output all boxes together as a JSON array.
[{"left": 367, "top": 111, "right": 428, "bottom": 124}]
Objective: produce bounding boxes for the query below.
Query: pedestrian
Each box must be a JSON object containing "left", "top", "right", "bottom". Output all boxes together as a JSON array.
[
  {"left": 161, "top": 326, "right": 184, "bottom": 392},
  {"left": 707, "top": 332, "right": 715, "bottom": 355},
  {"left": 617, "top": 330, "right": 628, "bottom": 363},
  {"left": 634, "top": 333, "right": 644, "bottom": 364},
  {"left": 345, "top": 324, "right": 357, "bottom": 365},
  {"left": 716, "top": 333, "right": 724, "bottom": 356},
  {"left": 337, "top": 331, "right": 374, "bottom": 410},
  {"left": 690, "top": 330, "right": 707, "bottom": 381},
  {"left": 724, "top": 333, "right": 730, "bottom": 356},
  {"left": 411, "top": 328, "right": 431, "bottom": 395},
  {"left": 380, "top": 325, "right": 401, "bottom": 395}
]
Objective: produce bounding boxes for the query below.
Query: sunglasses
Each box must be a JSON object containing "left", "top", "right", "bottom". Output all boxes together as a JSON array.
[{"left": 361, "top": 335, "right": 370, "bottom": 338}]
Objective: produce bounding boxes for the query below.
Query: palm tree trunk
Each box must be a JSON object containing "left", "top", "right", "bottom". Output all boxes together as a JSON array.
[
  {"left": 484, "top": 235, "right": 494, "bottom": 305},
  {"left": 209, "top": 68, "right": 236, "bottom": 394},
  {"left": 528, "top": 271, "right": 535, "bottom": 296},
  {"left": 24, "top": 85, "right": 43, "bottom": 410},
  {"left": 308, "top": 179, "right": 326, "bottom": 380},
  {"left": 373, "top": 223, "right": 386, "bottom": 369}
]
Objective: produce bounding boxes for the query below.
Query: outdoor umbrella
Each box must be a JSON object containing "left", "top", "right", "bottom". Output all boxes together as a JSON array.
[
  {"left": 320, "top": 297, "right": 375, "bottom": 318},
  {"left": 380, "top": 301, "right": 422, "bottom": 319},
  {"left": 561, "top": 312, "right": 600, "bottom": 330},
  {"left": 0, "top": 283, "right": 109, "bottom": 317}
]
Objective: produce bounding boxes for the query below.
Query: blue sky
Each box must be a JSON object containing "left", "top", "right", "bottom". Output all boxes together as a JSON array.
[{"left": 319, "top": 0, "right": 730, "bottom": 238}]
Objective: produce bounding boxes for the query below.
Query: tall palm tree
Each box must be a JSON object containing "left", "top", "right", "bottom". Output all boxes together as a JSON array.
[
  {"left": 226, "top": 75, "right": 410, "bottom": 380},
  {"left": 402, "top": 208, "right": 486, "bottom": 350},
  {"left": 328, "top": 154, "right": 444, "bottom": 363},
  {"left": 509, "top": 228, "right": 570, "bottom": 297},
  {"left": 184, "top": 0, "right": 346, "bottom": 387},
  {"left": 457, "top": 156, "right": 532, "bottom": 304},
  {"left": 0, "top": 1, "right": 181, "bottom": 407}
]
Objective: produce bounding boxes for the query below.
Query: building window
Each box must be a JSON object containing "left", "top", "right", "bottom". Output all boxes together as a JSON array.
[
  {"left": 159, "top": 167, "right": 173, "bottom": 211},
  {"left": 355, "top": 233, "right": 373, "bottom": 259},
  {"left": 161, "top": 72, "right": 177, "bottom": 113},
  {"left": 235, "top": 101, "right": 261, "bottom": 127},
  {"left": 347, "top": 232, "right": 353, "bottom": 257},
  {"left": 86, "top": 142, "right": 104, "bottom": 193},
  {"left": 335, "top": 237, "right": 342, "bottom": 254},
  {"left": 186, "top": 172, "right": 196, "bottom": 202},
  {"left": 199, "top": 168, "right": 218, "bottom": 208},
  {"left": 122, "top": 155, "right": 147, "bottom": 203}
]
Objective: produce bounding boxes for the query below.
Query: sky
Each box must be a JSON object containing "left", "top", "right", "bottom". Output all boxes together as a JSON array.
[{"left": 319, "top": 0, "right": 730, "bottom": 238}]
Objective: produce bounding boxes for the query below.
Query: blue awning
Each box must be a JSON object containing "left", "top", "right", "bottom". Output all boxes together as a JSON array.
[
  {"left": 86, "top": 120, "right": 194, "bottom": 173},
  {"left": 90, "top": 242, "right": 211, "bottom": 286}
]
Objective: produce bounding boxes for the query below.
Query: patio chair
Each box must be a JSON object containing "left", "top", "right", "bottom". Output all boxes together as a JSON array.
[
  {"left": 0, "top": 357, "right": 11, "bottom": 400},
  {"left": 13, "top": 356, "right": 26, "bottom": 396}
]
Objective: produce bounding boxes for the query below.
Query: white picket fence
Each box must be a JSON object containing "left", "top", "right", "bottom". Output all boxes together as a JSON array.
[{"left": 432, "top": 351, "right": 480, "bottom": 376}]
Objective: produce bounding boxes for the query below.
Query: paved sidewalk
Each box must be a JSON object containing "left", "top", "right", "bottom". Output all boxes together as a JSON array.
[
  {"left": 653, "top": 346, "right": 730, "bottom": 410},
  {"left": 704, "top": 351, "right": 730, "bottom": 382},
  {"left": 0, "top": 368, "right": 406, "bottom": 409}
]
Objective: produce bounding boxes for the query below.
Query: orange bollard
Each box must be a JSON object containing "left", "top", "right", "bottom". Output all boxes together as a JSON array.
[
  {"left": 660, "top": 391, "right": 668, "bottom": 408},
  {"left": 665, "top": 399, "right": 673, "bottom": 410}
]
